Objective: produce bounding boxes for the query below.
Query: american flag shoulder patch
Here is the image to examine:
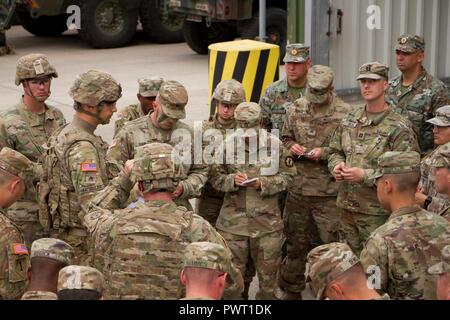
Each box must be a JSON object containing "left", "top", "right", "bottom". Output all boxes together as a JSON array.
[
  {"left": 81, "top": 162, "right": 97, "bottom": 172},
  {"left": 11, "top": 243, "right": 29, "bottom": 255}
]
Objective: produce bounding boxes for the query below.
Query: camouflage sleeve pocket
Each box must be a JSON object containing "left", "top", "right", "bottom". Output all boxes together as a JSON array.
[{"left": 7, "top": 244, "right": 29, "bottom": 283}]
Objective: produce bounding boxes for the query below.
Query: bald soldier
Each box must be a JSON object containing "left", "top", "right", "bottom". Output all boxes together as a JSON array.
[
  {"left": 328, "top": 62, "right": 419, "bottom": 255},
  {"left": 181, "top": 242, "right": 233, "bottom": 300},
  {"left": 387, "top": 34, "right": 450, "bottom": 155},
  {"left": 21, "top": 238, "right": 74, "bottom": 300},
  {"left": 0, "top": 53, "right": 66, "bottom": 246},
  {"left": 106, "top": 80, "right": 208, "bottom": 211},
  {"left": 416, "top": 106, "right": 450, "bottom": 213},
  {"left": 260, "top": 44, "right": 312, "bottom": 131},
  {"left": 278, "top": 65, "right": 351, "bottom": 299},
  {"left": 114, "top": 76, "right": 164, "bottom": 136},
  {"left": 427, "top": 245, "right": 450, "bottom": 300},
  {"left": 81, "top": 143, "right": 243, "bottom": 299},
  {"left": 210, "top": 102, "right": 296, "bottom": 300},
  {"left": 39, "top": 70, "right": 121, "bottom": 264},
  {"left": 306, "top": 243, "right": 389, "bottom": 300},
  {"left": 57, "top": 265, "right": 104, "bottom": 300},
  {"left": 361, "top": 151, "right": 450, "bottom": 300},
  {"left": 0, "top": 148, "right": 32, "bottom": 300}
]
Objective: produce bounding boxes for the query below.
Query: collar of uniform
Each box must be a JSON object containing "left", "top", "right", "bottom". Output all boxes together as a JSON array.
[
  {"left": 357, "top": 107, "right": 390, "bottom": 126},
  {"left": 147, "top": 200, "right": 176, "bottom": 207},
  {"left": 279, "top": 78, "right": 290, "bottom": 92},
  {"left": 389, "top": 204, "right": 422, "bottom": 220},
  {"left": 138, "top": 103, "right": 146, "bottom": 118},
  {"left": 310, "top": 94, "right": 336, "bottom": 116},
  {"left": 18, "top": 99, "right": 53, "bottom": 126},
  {"left": 213, "top": 114, "right": 235, "bottom": 130},
  {"left": 399, "top": 68, "right": 428, "bottom": 91},
  {"left": 72, "top": 115, "right": 96, "bottom": 134}
]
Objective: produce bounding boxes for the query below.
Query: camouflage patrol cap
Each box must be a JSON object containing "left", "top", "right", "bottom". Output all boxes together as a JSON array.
[
  {"left": 373, "top": 151, "right": 421, "bottom": 180},
  {"left": 305, "top": 65, "right": 334, "bottom": 104},
  {"left": 428, "top": 245, "right": 450, "bottom": 275},
  {"left": 306, "top": 242, "right": 360, "bottom": 300},
  {"left": 69, "top": 70, "right": 122, "bottom": 106},
  {"left": 131, "top": 142, "right": 187, "bottom": 192},
  {"left": 396, "top": 34, "right": 425, "bottom": 53},
  {"left": 234, "top": 102, "right": 261, "bottom": 129},
  {"left": 58, "top": 266, "right": 104, "bottom": 293},
  {"left": 30, "top": 238, "right": 74, "bottom": 265},
  {"left": 138, "top": 76, "right": 164, "bottom": 97},
  {"left": 157, "top": 80, "right": 188, "bottom": 119},
  {"left": 430, "top": 147, "right": 450, "bottom": 169},
  {"left": 283, "top": 43, "right": 310, "bottom": 63},
  {"left": 0, "top": 147, "right": 31, "bottom": 179},
  {"left": 212, "top": 79, "right": 246, "bottom": 104},
  {"left": 183, "top": 242, "right": 232, "bottom": 275},
  {"left": 357, "top": 62, "right": 389, "bottom": 81},
  {"left": 15, "top": 53, "right": 58, "bottom": 86},
  {"left": 426, "top": 106, "right": 450, "bottom": 127}
]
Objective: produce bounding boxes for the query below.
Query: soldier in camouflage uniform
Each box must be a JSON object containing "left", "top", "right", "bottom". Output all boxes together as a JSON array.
[
  {"left": 306, "top": 242, "right": 389, "bottom": 300},
  {"left": 428, "top": 147, "right": 450, "bottom": 221},
  {"left": 259, "top": 44, "right": 312, "bottom": 131},
  {"left": 416, "top": 106, "right": 450, "bottom": 213},
  {"left": 107, "top": 80, "right": 208, "bottom": 211},
  {"left": 181, "top": 242, "right": 233, "bottom": 300},
  {"left": 387, "top": 34, "right": 450, "bottom": 155},
  {"left": 0, "top": 53, "right": 66, "bottom": 247},
  {"left": 39, "top": 70, "right": 121, "bottom": 265},
  {"left": 210, "top": 102, "right": 296, "bottom": 300},
  {"left": 427, "top": 245, "right": 450, "bottom": 300},
  {"left": 0, "top": 148, "right": 31, "bottom": 300},
  {"left": 361, "top": 151, "right": 450, "bottom": 300},
  {"left": 329, "top": 62, "right": 419, "bottom": 255},
  {"left": 197, "top": 79, "right": 245, "bottom": 225},
  {"left": 277, "top": 65, "right": 352, "bottom": 299},
  {"left": 113, "top": 76, "right": 164, "bottom": 137},
  {"left": 80, "top": 143, "right": 243, "bottom": 300},
  {"left": 21, "top": 238, "right": 73, "bottom": 300},
  {"left": 57, "top": 265, "right": 104, "bottom": 300}
]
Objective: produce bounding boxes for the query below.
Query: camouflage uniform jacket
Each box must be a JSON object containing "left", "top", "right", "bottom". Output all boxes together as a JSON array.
[
  {"left": 0, "top": 100, "right": 66, "bottom": 222},
  {"left": 0, "top": 208, "right": 29, "bottom": 300},
  {"left": 200, "top": 116, "right": 236, "bottom": 201},
  {"left": 328, "top": 105, "right": 419, "bottom": 215},
  {"left": 113, "top": 103, "right": 145, "bottom": 137},
  {"left": 21, "top": 290, "right": 57, "bottom": 300},
  {"left": 259, "top": 78, "right": 305, "bottom": 131},
  {"left": 360, "top": 205, "right": 450, "bottom": 300},
  {"left": 107, "top": 115, "right": 207, "bottom": 202},
  {"left": 210, "top": 133, "right": 296, "bottom": 237},
  {"left": 419, "top": 142, "right": 450, "bottom": 213},
  {"left": 387, "top": 69, "right": 450, "bottom": 155},
  {"left": 80, "top": 174, "right": 242, "bottom": 299},
  {"left": 282, "top": 94, "right": 351, "bottom": 197},
  {"left": 41, "top": 116, "right": 110, "bottom": 231}
]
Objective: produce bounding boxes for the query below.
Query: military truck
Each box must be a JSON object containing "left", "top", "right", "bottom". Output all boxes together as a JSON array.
[
  {"left": 0, "top": 0, "right": 185, "bottom": 48},
  {"left": 167, "top": 0, "right": 287, "bottom": 57}
]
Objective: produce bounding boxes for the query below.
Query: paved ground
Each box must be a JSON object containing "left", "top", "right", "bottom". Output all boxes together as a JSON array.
[{"left": 1, "top": 26, "right": 321, "bottom": 300}]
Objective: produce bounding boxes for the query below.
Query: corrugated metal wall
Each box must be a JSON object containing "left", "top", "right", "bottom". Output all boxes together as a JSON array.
[{"left": 300, "top": 0, "right": 450, "bottom": 92}]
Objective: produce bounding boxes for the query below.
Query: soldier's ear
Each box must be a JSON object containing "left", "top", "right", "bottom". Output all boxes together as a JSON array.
[
  {"left": 417, "top": 51, "right": 425, "bottom": 64},
  {"left": 180, "top": 269, "right": 187, "bottom": 286}
]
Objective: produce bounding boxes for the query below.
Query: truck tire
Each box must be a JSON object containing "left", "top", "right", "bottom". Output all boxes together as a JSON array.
[
  {"left": 139, "top": 0, "right": 184, "bottom": 43},
  {"left": 241, "top": 7, "right": 287, "bottom": 61},
  {"left": 17, "top": 12, "right": 69, "bottom": 37},
  {"left": 183, "top": 21, "right": 236, "bottom": 55},
  {"left": 79, "top": 0, "right": 138, "bottom": 48}
]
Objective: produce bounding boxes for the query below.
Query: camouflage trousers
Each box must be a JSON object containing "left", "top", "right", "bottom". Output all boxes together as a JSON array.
[
  {"left": 338, "top": 208, "right": 389, "bottom": 256},
  {"left": 51, "top": 227, "right": 90, "bottom": 265},
  {"left": 219, "top": 230, "right": 283, "bottom": 300},
  {"left": 278, "top": 194, "right": 339, "bottom": 295},
  {"left": 6, "top": 204, "right": 48, "bottom": 248}
]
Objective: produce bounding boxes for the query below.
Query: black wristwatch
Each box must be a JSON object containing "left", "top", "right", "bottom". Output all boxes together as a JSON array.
[{"left": 424, "top": 196, "right": 433, "bottom": 210}]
